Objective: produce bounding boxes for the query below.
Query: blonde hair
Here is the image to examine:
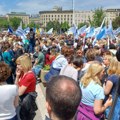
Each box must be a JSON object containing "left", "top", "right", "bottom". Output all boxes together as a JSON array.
[
  {"left": 103, "top": 55, "right": 113, "bottom": 62},
  {"left": 108, "top": 57, "right": 120, "bottom": 75},
  {"left": 81, "top": 62, "right": 104, "bottom": 87},
  {"left": 16, "top": 53, "right": 32, "bottom": 72}
]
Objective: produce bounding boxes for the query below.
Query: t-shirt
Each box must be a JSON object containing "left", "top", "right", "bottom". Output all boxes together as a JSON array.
[
  {"left": 60, "top": 64, "right": 78, "bottom": 81},
  {"left": 107, "top": 74, "right": 119, "bottom": 95},
  {"left": 80, "top": 80, "right": 105, "bottom": 106},
  {"left": 18, "top": 71, "right": 36, "bottom": 94},
  {"left": 0, "top": 85, "right": 18, "bottom": 119}
]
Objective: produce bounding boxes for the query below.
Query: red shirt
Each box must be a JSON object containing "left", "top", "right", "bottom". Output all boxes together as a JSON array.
[
  {"left": 45, "top": 54, "right": 56, "bottom": 65},
  {"left": 18, "top": 71, "right": 36, "bottom": 94}
]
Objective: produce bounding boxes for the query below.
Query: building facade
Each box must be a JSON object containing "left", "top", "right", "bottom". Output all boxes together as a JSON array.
[
  {"left": 7, "top": 12, "right": 30, "bottom": 25},
  {"left": 39, "top": 10, "right": 73, "bottom": 28},
  {"left": 105, "top": 9, "right": 120, "bottom": 21}
]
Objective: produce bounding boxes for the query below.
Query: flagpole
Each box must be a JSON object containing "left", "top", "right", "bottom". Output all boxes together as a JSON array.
[
  {"left": 72, "top": 0, "right": 75, "bottom": 43},
  {"left": 72, "top": 0, "right": 75, "bottom": 25}
]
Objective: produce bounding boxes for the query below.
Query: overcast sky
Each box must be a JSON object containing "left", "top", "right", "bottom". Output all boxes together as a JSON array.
[{"left": 0, "top": 0, "right": 120, "bottom": 15}]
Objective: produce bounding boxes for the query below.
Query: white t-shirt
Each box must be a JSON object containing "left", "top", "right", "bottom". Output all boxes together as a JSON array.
[{"left": 0, "top": 85, "right": 18, "bottom": 119}]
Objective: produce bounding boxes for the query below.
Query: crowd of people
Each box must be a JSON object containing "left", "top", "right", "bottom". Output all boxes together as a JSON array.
[{"left": 0, "top": 27, "right": 120, "bottom": 120}]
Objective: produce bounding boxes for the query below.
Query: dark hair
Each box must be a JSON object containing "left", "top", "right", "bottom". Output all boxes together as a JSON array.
[
  {"left": 73, "top": 56, "right": 83, "bottom": 68},
  {"left": 0, "top": 62, "right": 11, "bottom": 83},
  {"left": 46, "top": 75, "right": 82, "bottom": 120}
]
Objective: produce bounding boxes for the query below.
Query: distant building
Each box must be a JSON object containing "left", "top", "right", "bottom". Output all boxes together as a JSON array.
[
  {"left": 39, "top": 7, "right": 120, "bottom": 28},
  {"left": 75, "top": 10, "right": 94, "bottom": 26},
  {"left": 39, "top": 9, "right": 73, "bottom": 28},
  {"left": 7, "top": 12, "right": 30, "bottom": 25},
  {"left": 105, "top": 9, "right": 120, "bottom": 21},
  {"left": 30, "top": 14, "right": 41, "bottom": 24}
]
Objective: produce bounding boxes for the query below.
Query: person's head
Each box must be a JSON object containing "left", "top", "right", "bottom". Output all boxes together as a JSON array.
[
  {"left": 81, "top": 62, "right": 104, "bottom": 87},
  {"left": 46, "top": 75, "right": 82, "bottom": 120},
  {"left": 72, "top": 56, "right": 83, "bottom": 70},
  {"left": 76, "top": 47, "right": 83, "bottom": 57},
  {"left": 16, "top": 53, "right": 32, "bottom": 72},
  {"left": 35, "top": 46, "right": 40, "bottom": 53},
  {"left": 108, "top": 57, "right": 120, "bottom": 75},
  {"left": 0, "top": 62, "right": 11, "bottom": 83},
  {"left": 103, "top": 55, "right": 113, "bottom": 67},
  {"left": 85, "top": 48, "right": 95, "bottom": 62}
]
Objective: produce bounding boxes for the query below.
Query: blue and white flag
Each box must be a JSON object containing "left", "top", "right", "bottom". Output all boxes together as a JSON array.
[
  {"left": 67, "top": 25, "right": 77, "bottom": 35},
  {"left": 16, "top": 26, "right": 26, "bottom": 39},
  {"left": 114, "top": 27, "right": 120, "bottom": 35},
  {"left": 77, "top": 25, "right": 87, "bottom": 35},
  {"left": 47, "top": 28, "right": 53, "bottom": 34},
  {"left": 24, "top": 27, "right": 30, "bottom": 34},
  {"left": 96, "top": 27, "right": 106, "bottom": 40},
  {"left": 86, "top": 27, "right": 95, "bottom": 38},
  {"left": 7, "top": 26, "right": 13, "bottom": 33},
  {"left": 92, "top": 18, "right": 106, "bottom": 46}
]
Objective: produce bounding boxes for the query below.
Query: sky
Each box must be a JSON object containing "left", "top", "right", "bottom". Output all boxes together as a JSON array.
[{"left": 0, "top": 0, "right": 120, "bottom": 15}]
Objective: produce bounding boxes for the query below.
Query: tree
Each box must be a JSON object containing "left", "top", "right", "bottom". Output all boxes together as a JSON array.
[
  {"left": 89, "top": 7, "right": 105, "bottom": 27},
  {"left": 61, "top": 21, "right": 69, "bottom": 32},
  {"left": 78, "top": 22, "right": 88, "bottom": 29},
  {"left": 0, "top": 18, "right": 9, "bottom": 29},
  {"left": 9, "top": 17, "right": 22, "bottom": 30},
  {"left": 53, "top": 20, "right": 61, "bottom": 33},
  {"left": 112, "top": 16, "right": 120, "bottom": 29},
  {"left": 46, "top": 21, "right": 54, "bottom": 31}
]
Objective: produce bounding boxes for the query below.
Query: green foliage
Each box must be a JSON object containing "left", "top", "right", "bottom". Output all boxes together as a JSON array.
[
  {"left": 0, "top": 18, "right": 9, "bottom": 29},
  {"left": 89, "top": 7, "right": 105, "bottom": 27},
  {"left": 61, "top": 21, "right": 69, "bottom": 32},
  {"left": 46, "top": 21, "right": 54, "bottom": 31},
  {"left": 112, "top": 16, "right": 120, "bottom": 29},
  {"left": 9, "top": 17, "right": 22, "bottom": 30},
  {"left": 27, "top": 21, "right": 35, "bottom": 28},
  {"left": 78, "top": 22, "right": 88, "bottom": 29}
]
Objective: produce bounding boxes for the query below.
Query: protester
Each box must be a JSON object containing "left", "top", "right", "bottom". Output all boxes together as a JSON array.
[
  {"left": 15, "top": 53, "right": 37, "bottom": 120},
  {"left": 104, "top": 57, "right": 120, "bottom": 119},
  {"left": 32, "top": 46, "right": 45, "bottom": 78},
  {"left": 0, "top": 62, "right": 18, "bottom": 120},
  {"left": 46, "top": 75, "right": 82, "bottom": 120},
  {"left": 77, "top": 62, "right": 112, "bottom": 120}
]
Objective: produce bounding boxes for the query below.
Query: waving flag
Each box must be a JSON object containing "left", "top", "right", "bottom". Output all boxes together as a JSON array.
[
  {"left": 92, "top": 18, "right": 106, "bottom": 46},
  {"left": 47, "top": 28, "right": 53, "bottom": 34},
  {"left": 67, "top": 25, "right": 77, "bottom": 35},
  {"left": 24, "top": 27, "right": 30, "bottom": 34},
  {"left": 16, "top": 26, "right": 26, "bottom": 39},
  {"left": 77, "top": 25, "right": 87, "bottom": 35},
  {"left": 8, "top": 26, "right": 13, "bottom": 33}
]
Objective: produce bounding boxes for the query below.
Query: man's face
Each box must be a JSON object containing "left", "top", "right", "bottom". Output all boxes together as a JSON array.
[{"left": 77, "top": 49, "right": 83, "bottom": 57}]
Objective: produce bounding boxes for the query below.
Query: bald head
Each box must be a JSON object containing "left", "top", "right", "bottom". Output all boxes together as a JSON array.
[{"left": 46, "top": 75, "right": 82, "bottom": 120}]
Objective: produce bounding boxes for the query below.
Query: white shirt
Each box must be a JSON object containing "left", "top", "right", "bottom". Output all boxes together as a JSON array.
[{"left": 0, "top": 85, "right": 18, "bottom": 119}]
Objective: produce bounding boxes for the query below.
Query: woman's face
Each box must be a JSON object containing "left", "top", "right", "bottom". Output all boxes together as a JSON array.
[{"left": 17, "top": 64, "right": 23, "bottom": 72}]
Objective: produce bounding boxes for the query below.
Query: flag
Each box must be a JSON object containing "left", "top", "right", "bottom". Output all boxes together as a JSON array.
[
  {"left": 16, "top": 26, "right": 26, "bottom": 39},
  {"left": 47, "top": 28, "right": 53, "bottom": 34},
  {"left": 86, "top": 27, "right": 95, "bottom": 38},
  {"left": 92, "top": 18, "right": 106, "bottom": 46},
  {"left": 35, "top": 28, "right": 40, "bottom": 34},
  {"left": 67, "top": 25, "right": 77, "bottom": 35},
  {"left": 114, "top": 27, "right": 120, "bottom": 35},
  {"left": 7, "top": 26, "right": 13, "bottom": 33},
  {"left": 77, "top": 25, "right": 87, "bottom": 35},
  {"left": 24, "top": 27, "right": 30, "bottom": 34},
  {"left": 96, "top": 27, "right": 106, "bottom": 40}
]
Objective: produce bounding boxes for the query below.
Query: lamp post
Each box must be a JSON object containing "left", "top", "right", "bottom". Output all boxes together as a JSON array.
[{"left": 72, "top": 0, "right": 75, "bottom": 25}]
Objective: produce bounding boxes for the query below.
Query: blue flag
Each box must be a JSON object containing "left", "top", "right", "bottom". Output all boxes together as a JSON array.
[{"left": 8, "top": 26, "right": 13, "bottom": 33}]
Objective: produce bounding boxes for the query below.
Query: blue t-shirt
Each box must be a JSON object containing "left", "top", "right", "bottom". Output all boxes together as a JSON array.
[
  {"left": 107, "top": 74, "right": 119, "bottom": 95},
  {"left": 80, "top": 80, "right": 105, "bottom": 106}
]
